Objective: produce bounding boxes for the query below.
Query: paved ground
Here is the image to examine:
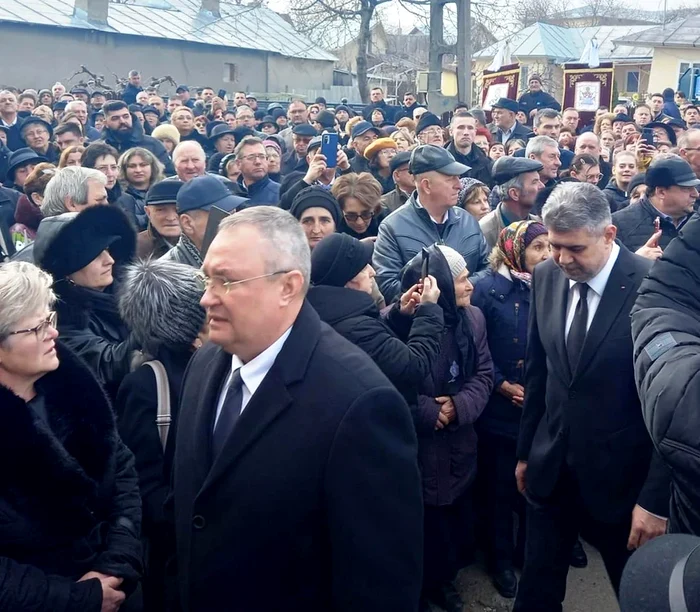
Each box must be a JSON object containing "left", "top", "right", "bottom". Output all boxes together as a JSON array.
[{"left": 437, "top": 542, "right": 619, "bottom": 612}]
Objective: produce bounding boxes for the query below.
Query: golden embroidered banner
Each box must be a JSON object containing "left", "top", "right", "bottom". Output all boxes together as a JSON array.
[
  {"left": 481, "top": 63, "right": 520, "bottom": 120},
  {"left": 562, "top": 63, "right": 614, "bottom": 128}
]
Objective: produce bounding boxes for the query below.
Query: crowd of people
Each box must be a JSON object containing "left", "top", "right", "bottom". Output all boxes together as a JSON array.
[{"left": 1, "top": 69, "right": 700, "bottom": 612}]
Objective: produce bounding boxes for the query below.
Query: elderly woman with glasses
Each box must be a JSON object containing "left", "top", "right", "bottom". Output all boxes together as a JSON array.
[
  {"left": 332, "top": 172, "right": 388, "bottom": 240},
  {"left": 0, "top": 261, "right": 142, "bottom": 612}
]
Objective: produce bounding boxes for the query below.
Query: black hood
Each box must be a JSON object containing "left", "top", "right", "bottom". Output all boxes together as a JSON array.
[
  {"left": 307, "top": 285, "right": 378, "bottom": 327},
  {"left": 101, "top": 114, "right": 145, "bottom": 147}
]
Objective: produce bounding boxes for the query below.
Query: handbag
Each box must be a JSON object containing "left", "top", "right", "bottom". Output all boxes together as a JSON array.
[{"left": 144, "top": 360, "right": 171, "bottom": 451}]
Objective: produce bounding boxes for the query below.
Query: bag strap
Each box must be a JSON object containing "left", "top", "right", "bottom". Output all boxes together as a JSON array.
[{"left": 144, "top": 360, "right": 171, "bottom": 451}]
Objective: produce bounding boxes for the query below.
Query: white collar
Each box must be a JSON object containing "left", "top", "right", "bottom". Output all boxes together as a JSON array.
[
  {"left": 568, "top": 242, "right": 620, "bottom": 297},
  {"left": 229, "top": 325, "right": 293, "bottom": 396},
  {"left": 1, "top": 115, "right": 17, "bottom": 128},
  {"left": 415, "top": 195, "right": 449, "bottom": 224}
]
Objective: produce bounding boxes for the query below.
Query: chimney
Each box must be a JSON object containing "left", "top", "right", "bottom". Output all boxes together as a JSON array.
[
  {"left": 74, "top": 0, "right": 109, "bottom": 24},
  {"left": 201, "top": 0, "right": 221, "bottom": 17}
]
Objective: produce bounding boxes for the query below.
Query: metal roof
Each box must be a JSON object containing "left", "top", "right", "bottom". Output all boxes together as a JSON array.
[
  {"left": 474, "top": 22, "right": 654, "bottom": 63},
  {"left": 0, "top": 0, "right": 336, "bottom": 62},
  {"left": 547, "top": 6, "right": 664, "bottom": 23},
  {"left": 613, "top": 15, "right": 700, "bottom": 47}
]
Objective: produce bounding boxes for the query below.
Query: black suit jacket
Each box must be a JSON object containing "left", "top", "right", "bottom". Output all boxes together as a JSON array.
[
  {"left": 517, "top": 246, "right": 670, "bottom": 523},
  {"left": 172, "top": 301, "right": 423, "bottom": 612}
]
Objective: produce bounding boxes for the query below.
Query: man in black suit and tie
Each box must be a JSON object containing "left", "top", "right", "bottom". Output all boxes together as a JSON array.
[
  {"left": 171, "top": 206, "right": 424, "bottom": 611},
  {"left": 513, "top": 182, "right": 670, "bottom": 612}
]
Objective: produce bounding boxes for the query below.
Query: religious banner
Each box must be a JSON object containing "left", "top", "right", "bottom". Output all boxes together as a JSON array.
[
  {"left": 562, "top": 62, "right": 614, "bottom": 128},
  {"left": 481, "top": 63, "right": 520, "bottom": 120}
]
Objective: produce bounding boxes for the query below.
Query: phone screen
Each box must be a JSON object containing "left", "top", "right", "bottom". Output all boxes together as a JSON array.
[
  {"left": 421, "top": 250, "right": 430, "bottom": 281},
  {"left": 321, "top": 132, "right": 338, "bottom": 169}
]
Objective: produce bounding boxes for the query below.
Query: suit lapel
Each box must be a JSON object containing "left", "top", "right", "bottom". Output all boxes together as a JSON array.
[
  {"left": 189, "top": 345, "right": 232, "bottom": 485},
  {"left": 550, "top": 266, "right": 573, "bottom": 382},
  {"left": 198, "top": 301, "right": 322, "bottom": 496},
  {"left": 573, "top": 249, "right": 636, "bottom": 379}
]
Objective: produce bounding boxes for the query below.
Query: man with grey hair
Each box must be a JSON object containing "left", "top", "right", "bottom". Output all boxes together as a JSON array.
[
  {"left": 513, "top": 182, "right": 670, "bottom": 612},
  {"left": 172, "top": 205, "right": 423, "bottom": 611},
  {"left": 65, "top": 100, "right": 100, "bottom": 140},
  {"left": 526, "top": 135, "right": 561, "bottom": 186},
  {"left": 172, "top": 141, "right": 207, "bottom": 182},
  {"left": 512, "top": 109, "right": 574, "bottom": 169},
  {"left": 234, "top": 136, "right": 280, "bottom": 205},
  {"left": 479, "top": 156, "right": 544, "bottom": 248},
  {"left": 11, "top": 167, "right": 109, "bottom": 262}
]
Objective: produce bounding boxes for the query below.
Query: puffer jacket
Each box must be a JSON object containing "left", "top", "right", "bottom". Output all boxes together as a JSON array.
[
  {"left": 306, "top": 284, "right": 444, "bottom": 404},
  {"left": 471, "top": 267, "right": 530, "bottom": 439},
  {"left": 115, "top": 184, "right": 148, "bottom": 231},
  {"left": 236, "top": 175, "right": 281, "bottom": 206},
  {"left": 373, "top": 192, "right": 490, "bottom": 303},
  {"left": 613, "top": 195, "right": 687, "bottom": 252},
  {"left": 632, "top": 212, "right": 700, "bottom": 535},
  {"left": 603, "top": 179, "right": 628, "bottom": 212}
]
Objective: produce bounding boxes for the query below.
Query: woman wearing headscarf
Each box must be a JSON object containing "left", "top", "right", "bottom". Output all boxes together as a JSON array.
[
  {"left": 0, "top": 261, "right": 142, "bottom": 611},
  {"left": 33, "top": 205, "right": 139, "bottom": 400},
  {"left": 116, "top": 258, "right": 207, "bottom": 612},
  {"left": 401, "top": 244, "right": 494, "bottom": 612},
  {"left": 307, "top": 232, "right": 443, "bottom": 404},
  {"left": 470, "top": 220, "right": 549, "bottom": 598}
]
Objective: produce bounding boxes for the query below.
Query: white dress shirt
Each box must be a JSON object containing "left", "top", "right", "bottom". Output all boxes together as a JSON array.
[
  {"left": 415, "top": 195, "right": 448, "bottom": 224},
  {"left": 565, "top": 242, "right": 620, "bottom": 339},
  {"left": 213, "top": 326, "right": 293, "bottom": 428},
  {"left": 497, "top": 124, "right": 515, "bottom": 144}
]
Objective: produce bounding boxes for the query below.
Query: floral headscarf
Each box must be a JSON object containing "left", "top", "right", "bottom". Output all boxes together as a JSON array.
[{"left": 497, "top": 220, "right": 547, "bottom": 287}]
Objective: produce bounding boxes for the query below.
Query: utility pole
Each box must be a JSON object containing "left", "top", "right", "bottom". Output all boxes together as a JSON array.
[
  {"left": 457, "top": 0, "right": 472, "bottom": 105},
  {"left": 427, "top": 0, "right": 471, "bottom": 112}
]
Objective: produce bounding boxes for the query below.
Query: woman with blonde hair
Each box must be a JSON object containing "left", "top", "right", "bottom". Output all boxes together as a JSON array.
[
  {"left": 392, "top": 128, "right": 416, "bottom": 151},
  {"left": 594, "top": 112, "right": 616, "bottom": 136},
  {"left": 332, "top": 172, "right": 386, "bottom": 239},
  {"left": 58, "top": 145, "right": 85, "bottom": 168},
  {"left": 116, "top": 147, "right": 165, "bottom": 231}
]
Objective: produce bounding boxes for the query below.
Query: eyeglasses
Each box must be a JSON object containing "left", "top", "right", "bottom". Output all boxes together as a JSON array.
[
  {"left": 7, "top": 312, "right": 57, "bottom": 341},
  {"left": 240, "top": 154, "right": 268, "bottom": 162},
  {"left": 420, "top": 127, "right": 443, "bottom": 137},
  {"left": 586, "top": 174, "right": 603, "bottom": 182},
  {"left": 195, "top": 270, "right": 291, "bottom": 295},
  {"left": 343, "top": 210, "right": 375, "bottom": 222}
]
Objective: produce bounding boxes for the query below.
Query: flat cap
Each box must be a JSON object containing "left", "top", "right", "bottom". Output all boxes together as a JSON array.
[
  {"left": 492, "top": 98, "right": 519, "bottom": 113},
  {"left": 292, "top": 123, "right": 318, "bottom": 137},
  {"left": 646, "top": 156, "right": 700, "bottom": 189},
  {"left": 409, "top": 145, "right": 469, "bottom": 176},
  {"left": 389, "top": 150, "right": 411, "bottom": 173},
  {"left": 492, "top": 156, "right": 544, "bottom": 185}
]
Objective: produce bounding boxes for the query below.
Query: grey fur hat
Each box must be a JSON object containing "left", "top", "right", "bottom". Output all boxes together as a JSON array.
[{"left": 119, "top": 258, "right": 206, "bottom": 355}]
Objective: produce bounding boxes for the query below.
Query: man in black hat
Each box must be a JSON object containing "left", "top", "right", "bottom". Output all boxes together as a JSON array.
[
  {"left": 518, "top": 75, "right": 561, "bottom": 117},
  {"left": 415, "top": 113, "right": 444, "bottom": 147},
  {"left": 4, "top": 148, "right": 47, "bottom": 193},
  {"left": 490, "top": 98, "right": 533, "bottom": 144},
  {"left": 176, "top": 85, "right": 196, "bottom": 109},
  {"left": 279, "top": 135, "right": 351, "bottom": 210},
  {"left": 138, "top": 179, "right": 183, "bottom": 260},
  {"left": 613, "top": 155, "right": 700, "bottom": 255},
  {"left": 163, "top": 174, "right": 244, "bottom": 268},
  {"left": 373, "top": 144, "right": 489, "bottom": 303},
  {"left": 349, "top": 121, "right": 381, "bottom": 173},
  {"left": 479, "top": 157, "right": 544, "bottom": 248},
  {"left": 448, "top": 112, "right": 493, "bottom": 185},
  {"left": 281, "top": 123, "right": 317, "bottom": 175},
  {"left": 381, "top": 151, "right": 415, "bottom": 212},
  {"left": 101, "top": 100, "right": 175, "bottom": 175}
]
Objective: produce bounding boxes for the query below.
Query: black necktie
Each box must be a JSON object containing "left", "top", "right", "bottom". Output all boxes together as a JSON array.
[
  {"left": 212, "top": 369, "right": 244, "bottom": 459},
  {"left": 567, "top": 283, "right": 589, "bottom": 372}
]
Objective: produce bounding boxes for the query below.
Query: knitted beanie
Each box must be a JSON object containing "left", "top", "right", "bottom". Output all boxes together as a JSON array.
[
  {"left": 523, "top": 221, "right": 548, "bottom": 248},
  {"left": 118, "top": 258, "right": 206, "bottom": 355},
  {"left": 436, "top": 245, "right": 466, "bottom": 279},
  {"left": 151, "top": 124, "right": 181, "bottom": 145}
]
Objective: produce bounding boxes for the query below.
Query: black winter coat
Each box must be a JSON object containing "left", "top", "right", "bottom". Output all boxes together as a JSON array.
[
  {"left": 471, "top": 268, "right": 530, "bottom": 439},
  {"left": 115, "top": 185, "right": 148, "bottom": 231},
  {"left": 632, "top": 213, "right": 700, "bottom": 535},
  {"left": 603, "top": 178, "right": 628, "bottom": 212},
  {"left": 101, "top": 118, "right": 175, "bottom": 176},
  {"left": 0, "top": 343, "right": 142, "bottom": 611},
  {"left": 447, "top": 141, "right": 493, "bottom": 187},
  {"left": 171, "top": 301, "right": 423, "bottom": 611},
  {"left": 613, "top": 195, "right": 687, "bottom": 252},
  {"left": 306, "top": 285, "right": 444, "bottom": 403},
  {"left": 517, "top": 90, "right": 561, "bottom": 115},
  {"left": 54, "top": 280, "right": 139, "bottom": 400}
]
